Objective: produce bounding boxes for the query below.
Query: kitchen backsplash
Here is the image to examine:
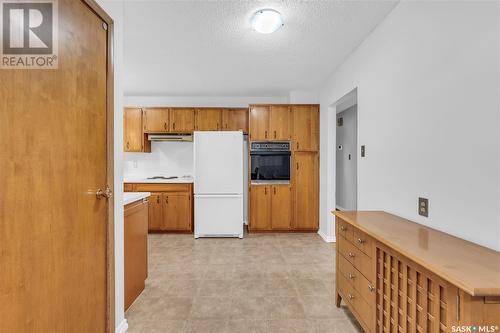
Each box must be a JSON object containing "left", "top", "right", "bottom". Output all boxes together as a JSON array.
[{"left": 124, "top": 141, "right": 193, "bottom": 178}]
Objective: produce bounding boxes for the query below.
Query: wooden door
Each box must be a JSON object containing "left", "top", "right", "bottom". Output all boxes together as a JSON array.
[
  {"left": 170, "top": 108, "right": 195, "bottom": 133},
  {"left": 249, "top": 105, "right": 270, "bottom": 140},
  {"left": 270, "top": 105, "right": 291, "bottom": 140},
  {"left": 293, "top": 152, "right": 319, "bottom": 230},
  {"left": 124, "top": 107, "right": 144, "bottom": 152},
  {"left": 249, "top": 185, "right": 271, "bottom": 230},
  {"left": 195, "top": 108, "right": 222, "bottom": 131},
  {"left": 148, "top": 193, "right": 163, "bottom": 231},
  {"left": 292, "top": 105, "right": 319, "bottom": 151},
  {"left": 271, "top": 185, "right": 292, "bottom": 230},
  {"left": 0, "top": 0, "right": 111, "bottom": 331},
  {"left": 222, "top": 108, "right": 248, "bottom": 132},
  {"left": 144, "top": 107, "right": 169, "bottom": 133},
  {"left": 162, "top": 193, "right": 192, "bottom": 231}
]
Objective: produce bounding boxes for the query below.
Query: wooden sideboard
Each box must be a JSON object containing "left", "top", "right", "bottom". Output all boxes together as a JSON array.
[{"left": 334, "top": 211, "right": 500, "bottom": 333}]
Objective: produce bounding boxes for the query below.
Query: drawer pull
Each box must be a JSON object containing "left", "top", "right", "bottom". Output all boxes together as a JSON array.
[
  {"left": 348, "top": 273, "right": 356, "bottom": 279},
  {"left": 348, "top": 252, "right": 356, "bottom": 258},
  {"left": 340, "top": 226, "right": 347, "bottom": 232},
  {"left": 348, "top": 294, "right": 354, "bottom": 300},
  {"left": 368, "top": 284, "right": 375, "bottom": 292},
  {"left": 357, "top": 238, "right": 365, "bottom": 244}
]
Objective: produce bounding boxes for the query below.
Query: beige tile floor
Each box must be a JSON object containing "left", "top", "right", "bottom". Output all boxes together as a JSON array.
[{"left": 126, "top": 231, "right": 363, "bottom": 333}]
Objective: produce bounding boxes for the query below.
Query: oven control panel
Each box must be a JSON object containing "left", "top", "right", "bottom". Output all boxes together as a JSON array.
[{"left": 250, "top": 141, "right": 290, "bottom": 151}]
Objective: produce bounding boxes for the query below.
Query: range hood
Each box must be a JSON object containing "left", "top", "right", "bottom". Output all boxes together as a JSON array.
[{"left": 147, "top": 134, "right": 193, "bottom": 142}]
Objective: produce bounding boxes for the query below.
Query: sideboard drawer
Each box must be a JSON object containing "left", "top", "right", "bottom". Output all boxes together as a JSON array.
[
  {"left": 353, "top": 227, "right": 374, "bottom": 258},
  {"left": 338, "top": 254, "right": 376, "bottom": 305},
  {"left": 337, "top": 218, "right": 353, "bottom": 242}
]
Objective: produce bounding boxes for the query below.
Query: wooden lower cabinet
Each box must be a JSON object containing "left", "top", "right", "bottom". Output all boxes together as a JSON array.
[
  {"left": 334, "top": 212, "right": 500, "bottom": 333},
  {"left": 124, "top": 197, "right": 148, "bottom": 310},
  {"left": 125, "top": 183, "right": 193, "bottom": 232},
  {"left": 293, "top": 152, "right": 319, "bottom": 230},
  {"left": 249, "top": 184, "right": 292, "bottom": 231}
]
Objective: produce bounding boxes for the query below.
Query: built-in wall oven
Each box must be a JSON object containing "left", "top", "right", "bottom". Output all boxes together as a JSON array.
[{"left": 250, "top": 141, "right": 291, "bottom": 183}]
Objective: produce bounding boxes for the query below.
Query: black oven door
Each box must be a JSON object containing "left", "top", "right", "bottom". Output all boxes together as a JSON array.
[{"left": 250, "top": 151, "right": 291, "bottom": 181}]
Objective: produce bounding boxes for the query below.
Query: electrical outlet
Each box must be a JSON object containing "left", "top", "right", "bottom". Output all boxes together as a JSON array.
[{"left": 418, "top": 197, "right": 429, "bottom": 217}]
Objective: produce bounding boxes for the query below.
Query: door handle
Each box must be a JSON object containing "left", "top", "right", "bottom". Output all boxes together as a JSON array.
[{"left": 96, "top": 186, "right": 112, "bottom": 199}]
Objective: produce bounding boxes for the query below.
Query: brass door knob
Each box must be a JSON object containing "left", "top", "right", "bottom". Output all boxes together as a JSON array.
[{"left": 96, "top": 186, "right": 112, "bottom": 199}]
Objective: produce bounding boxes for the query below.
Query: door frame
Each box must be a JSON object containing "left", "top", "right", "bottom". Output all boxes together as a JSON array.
[{"left": 81, "top": 1, "right": 115, "bottom": 332}]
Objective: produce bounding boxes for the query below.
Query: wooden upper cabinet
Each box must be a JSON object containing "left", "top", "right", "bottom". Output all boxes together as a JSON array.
[
  {"left": 269, "top": 105, "right": 291, "bottom": 140},
  {"left": 222, "top": 108, "right": 248, "bottom": 133},
  {"left": 271, "top": 185, "right": 292, "bottom": 230},
  {"left": 124, "top": 107, "right": 145, "bottom": 152},
  {"left": 249, "top": 105, "right": 270, "bottom": 140},
  {"left": 170, "top": 108, "right": 195, "bottom": 133},
  {"left": 195, "top": 108, "right": 222, "bottom": 131},
  {"left": 293, "top": 152, "right": 319, "bottom": 230},
  {"left": 143, "top": 108, "right": 169, "bottom": 133},
  {"left": 162, "top": 193, "right": 191, "bottom": 231},
  {"left": 250, "top": 185, "right": 271, "bottom": 230},
  {"left": 292, "top": 105, "right": 319, "bottom": 151}
]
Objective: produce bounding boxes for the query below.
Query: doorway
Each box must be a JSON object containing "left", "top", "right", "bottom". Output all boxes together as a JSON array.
[{"left": 335, "top": 89, "right": 358, "bottom": 211}]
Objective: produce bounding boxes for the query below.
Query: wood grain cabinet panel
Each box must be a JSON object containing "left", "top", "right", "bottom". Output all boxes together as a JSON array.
[
  {"left": 249, "top": 105, "right": 270, "bottom": 140},
  {"left": 162, "top": 193, "right": 192, "bottom": 231},
  {"left": 293, "top": 152, "right": 319, "bottom": 230},
  {"left": 269, "top": 105, "right": 291, "bottom": 140},
  {"left": 195, "top": 108, "right": 222, "bottom": 131},
  {"left": 143, "top": 108, "right": 169, "bottom": 133},
  {"left": 222, "top": 108, "right": 248, "bottom": 132},
  {"left": 147, "top": 193, "right": 163, "bottom": 231},
  {"left": 170, "top": 108, "right": 195, "bottom": 133},
  {"left": 249, "top": 185, "right": 271, "bottom": 230},
  {"left": 271, "top": 185, "right": 292, "bottom": 230},
  {"left": 124, "top": 107, "right": 145, "bottom": 152},
  {"left": 292, "top": 105, "right": 319, "bottom": 151}
]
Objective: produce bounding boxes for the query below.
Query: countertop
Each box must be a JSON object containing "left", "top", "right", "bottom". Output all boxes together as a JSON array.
[
  {"left": 124, "top": 176, "right": 194, "bottom": 184},
  {"left": 124, "top": 192, "right": 150, "bottom": 205},
  {"left": 333, "top": 210, "right": 500, "bottom": 297}
]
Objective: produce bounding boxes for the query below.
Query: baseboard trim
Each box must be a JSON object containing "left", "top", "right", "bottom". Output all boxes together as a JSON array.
[
  {"left": 116, "top": 319, "right": 128, "bottom": 333},
  {"left": 318, "top": 229, "right": 336, "bottom": 243}
]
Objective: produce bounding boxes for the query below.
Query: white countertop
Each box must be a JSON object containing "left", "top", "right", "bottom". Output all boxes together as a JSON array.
[
  {"left": 124, "top": 192, "right": 151, "bottom": 205},
  {"left": 124, "top": 176, "right": 194, "bottom": 184}
]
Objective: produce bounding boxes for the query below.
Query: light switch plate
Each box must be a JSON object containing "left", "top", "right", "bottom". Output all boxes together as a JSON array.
[
  {"left": 418, "top": 197, "right": 429, "bottom": 217},
  {"left": 361, "top": 145, "right": 366, "bottom": 157}
]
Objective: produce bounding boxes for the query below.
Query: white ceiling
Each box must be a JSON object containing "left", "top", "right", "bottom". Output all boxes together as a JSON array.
[{"left": 123, "top": 0, "right": 398, "bottom": 97}]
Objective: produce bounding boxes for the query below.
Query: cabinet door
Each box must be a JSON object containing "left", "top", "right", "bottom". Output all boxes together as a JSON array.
[
  {"left": 249, "top": 105, "right": 270, "bottom": 140},
  {"left": 222, "top": 108, "right": 248, "bottom": 133},
  {"left": 249, "top": 185, "right": 271, "bottom": 230},
  {"left": 124, "top": 107, "right": 144, "bottom": 152},
  {"left": 292, "top": 105, "right": 319, "bottom": 151},
  {"left": 162, "top": 193, "right": 192, "bottom": 231},
  {"left": 148, "top": 193, "right": 163, "bottom": 231},
  {"left": 270, "top": 105, "right": 291, "bottom": 140},
  {"left": 195, "top": 108, "right": 222, "bottom": 131},
  {"left": 143, "top": 108, "right": 169, "bottom": 133},
  {"left": 293, "top": 152, "right": 319, "bottom": 230},
  {"left": 271, "top": 185, "right": 292, "bottom": 230},
  {"left": 170, "top": 108, "right": 195, "bottom": 133}
]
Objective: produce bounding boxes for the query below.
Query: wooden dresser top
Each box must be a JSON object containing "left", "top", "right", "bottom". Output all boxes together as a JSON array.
[{"left": 333, "top": 211, "right": 500, "bottom": 297}]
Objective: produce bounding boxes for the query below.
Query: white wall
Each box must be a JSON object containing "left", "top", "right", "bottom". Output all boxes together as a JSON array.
[
  {"left": 95, "top": 1, "right": 127, "bottom": 332},
  {"left": 124, "top": 95, "right": 288, "bottom": 108},
  {"left": 124, "top": 142, "right": 193, "bottom": 179},
  {"left": 319, "top": 1, "right": 500, "bottom": 250}
]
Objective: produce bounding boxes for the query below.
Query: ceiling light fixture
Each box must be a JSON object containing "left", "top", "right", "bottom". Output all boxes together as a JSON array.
[{"left": 250, "top": 9, "right": 284, "bottom": 34}]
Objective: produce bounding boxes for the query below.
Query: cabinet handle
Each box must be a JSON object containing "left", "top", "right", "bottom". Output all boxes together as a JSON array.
[
  {"left": 296, "top": 142, "right": 299, "bottom": 150},
  {"left": 265, "top": 130, "right": 268, "bottom": 138},
  {"left": 357, "top": 238, "right": 365, "bottom": 244},
  {"left": 296, "top": 162, "right": 299, "bottom": 170},
  {"left": 368, "top": 284, "right": 375, "bottom": 292},
  {"left": 274, "top": 130, "right": 276, "bottom": 138},
  {"left": 164, "top": 122, "right": 167, "bottom": 130},
  {"left": 264, "top": 187, "right": 267, "bottom": 195},
  {"left": 273, "top": 187, "right": 276, "bottom": 195},
  {"left": 126, "top": 142, "right": 130, "bottom": 149},
  {"left": 348, "top": 294, "right": 354, "bottom": 300},
  {"left": 348, "top": 273, "right": 355, "bottom": 279},
  {"left": 217, "top": 123, "right": 220, "bottom": 130},
  {"left": 340, "top": 226, "right": 347, "bottom": 231},
  {"left": 166, "top": 196, "right": 169, "bottom": 204},
  {"left": 156, "top": 197, "right": 160, "bottom": 204},
  {"left": 348, "top": 252, "right": 356, "bottom": 258},
  {"left": 173, "top": 123, "right": 176, "bottom": 130},
  {"left": 456, "top": 294, "right": 460, "bottom": 322}
]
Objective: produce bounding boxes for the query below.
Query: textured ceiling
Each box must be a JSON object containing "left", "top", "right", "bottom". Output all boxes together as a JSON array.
[{"left": 123, "top": 0, "right": 398, "bottom": 96}]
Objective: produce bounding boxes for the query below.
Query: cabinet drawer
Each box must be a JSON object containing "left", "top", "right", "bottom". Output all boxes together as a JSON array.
[
  {"left": 338, "top": 254, "right": 376, "bottom": 305},
  {"left": 336, "top": 218, "right": 353, "bottom": 242},
  {"left": 338, "top": 236, "right": 373, "bottom": 282},
  {"left": 338, "top": 273, "right": 374, "bottom": 332},
  {"left": 124, "top": 183, "right": 134, "bottom": 192},
  {"left": 353, "top": 227, "right": 374, "bottom": 258},
  {"left": 133, "top": 183, "right": 192, "bottom": 193}
]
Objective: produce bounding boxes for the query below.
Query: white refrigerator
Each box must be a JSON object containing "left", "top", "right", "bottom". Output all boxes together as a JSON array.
[{"left": 194, "top": 131, "right": 244, "bottom": 238}]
